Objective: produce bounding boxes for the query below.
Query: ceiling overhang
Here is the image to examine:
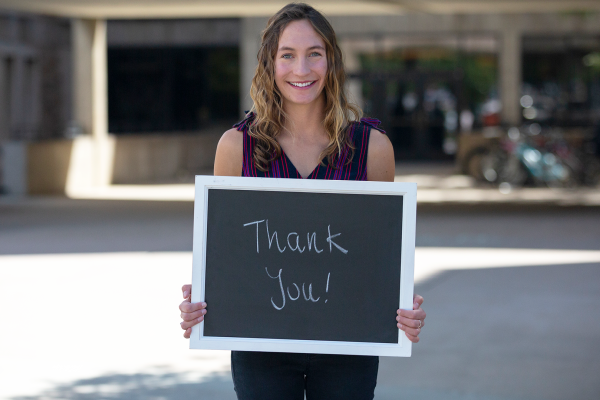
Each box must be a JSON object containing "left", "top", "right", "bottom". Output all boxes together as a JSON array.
[{"left": 0, "top": 0, "right": 599, "bottom": 19}]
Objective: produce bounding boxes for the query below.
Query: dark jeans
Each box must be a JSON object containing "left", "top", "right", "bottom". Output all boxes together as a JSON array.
[{"left": 231, "top": 351, "right": 379, "bottom": 400}]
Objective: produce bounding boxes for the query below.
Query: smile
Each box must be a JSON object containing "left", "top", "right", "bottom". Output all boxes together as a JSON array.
[{"left": 288, "top": 81, "right": 316, "bottom": 88}]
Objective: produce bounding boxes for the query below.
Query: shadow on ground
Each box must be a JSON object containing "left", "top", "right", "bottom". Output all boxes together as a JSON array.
[
  {"left": 10, "top": 371, "right": 237, "bottom": 400},
  {"left": 8, "top": 373, "right": 523, "bottom": 400},
  {"left": 10, "top": 263, "right": 600, "bottom": 400}
]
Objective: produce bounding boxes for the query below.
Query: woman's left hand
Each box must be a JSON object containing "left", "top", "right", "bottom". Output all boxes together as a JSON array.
[{"left": 397, "top": 294, "right": 426, "bottom": 343}]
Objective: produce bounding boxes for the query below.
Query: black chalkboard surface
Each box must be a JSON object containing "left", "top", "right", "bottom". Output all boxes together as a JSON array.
[{"left": 190, "top": 176, "right": 416, "bottom": 357}]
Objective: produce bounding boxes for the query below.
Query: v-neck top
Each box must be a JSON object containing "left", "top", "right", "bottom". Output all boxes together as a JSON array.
[{"left": 234, "top": 112, "right": 385, "bottom": 180}]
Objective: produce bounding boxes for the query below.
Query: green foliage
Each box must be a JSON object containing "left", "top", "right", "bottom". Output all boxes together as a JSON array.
[
  {"left": 583, "top": 52, "right": 600, "bottom": 74},
  {"left": 359, "top": 49, "right": 497, "bottom": 105}
]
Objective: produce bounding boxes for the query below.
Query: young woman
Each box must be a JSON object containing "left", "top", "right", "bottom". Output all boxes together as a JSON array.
[{"left": 179, "top": 3, "right": 426, "bottom": 399}]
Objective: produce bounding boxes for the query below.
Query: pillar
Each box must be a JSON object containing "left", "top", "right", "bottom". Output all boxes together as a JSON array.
[
  {"left": 0, "top": 57, "right": 8, "bottom": 142},
  {"left": 240, "top": 17, "right": 267, "bottom": 115},
  {"left": 72, "top": 18, "right": 108, "bottom": 140},
  {"left": 9, "top": 56, "right": 24, "bottom": 140},
  {"left": 340, "top": 41, "right": 364, "bottom": 110},
  {"left": 499, "top": 18, "right": 522, "bottom": 127},
  {"left": 23, "top": 58, "right": 42, "bottom": 139},
  {"left": 71, "top": 18, "right": 113, "bottom": 187}
]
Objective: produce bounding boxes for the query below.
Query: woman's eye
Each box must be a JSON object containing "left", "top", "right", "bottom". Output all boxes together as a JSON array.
[
  {"left": 282, "top": 54, "right": 293, "bottom": 59},
  {"left": 310, "top": 52, "right": 322, "bottom": 57}
]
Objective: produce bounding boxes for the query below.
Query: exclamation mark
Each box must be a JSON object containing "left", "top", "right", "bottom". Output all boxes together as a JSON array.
[{"left": 325, "top": 272, "right": 330, "bottom": 303}]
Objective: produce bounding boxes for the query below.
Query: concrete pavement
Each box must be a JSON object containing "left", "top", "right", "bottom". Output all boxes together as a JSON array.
[
  {"left": 33, "top": 162, "right": 598, "bottom": 206},
  {"left": 1, "top": 196, "right": 599, "bottom": 400}
]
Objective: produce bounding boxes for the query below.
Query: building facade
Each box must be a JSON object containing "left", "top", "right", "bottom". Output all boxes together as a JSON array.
[{"left": 1, "top": 9, "right": 600, "bottom": 192}]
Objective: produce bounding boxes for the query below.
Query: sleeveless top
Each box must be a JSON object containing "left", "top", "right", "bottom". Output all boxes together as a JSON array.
[{"left": 234, "top": 112, "right": 385, "bottom": 180}]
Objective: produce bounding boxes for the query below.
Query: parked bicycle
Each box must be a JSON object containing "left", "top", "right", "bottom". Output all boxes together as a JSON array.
[{"left": 464, "top": 124, "right": 600, "bottom": 189}]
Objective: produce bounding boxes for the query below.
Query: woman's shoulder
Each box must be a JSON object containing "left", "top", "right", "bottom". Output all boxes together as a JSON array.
[
  {"left": 366, "top": 132, "right": 394, "bottom": 182},
  {"left": 355, "top": 117, "right": 386, "bottom": 134},
  {"left": 355, "top": 117, "right": 394, "bottom": 182},
  {"left": 214, "top": 111, "right": 256, "bottom": 176},
  {"left": 348, "top": 116, "right": 387, "bottom": 147},
  {"left": 214, "top": 128, "right": 244, "bottom": 177},
  {"left": 233, "top": 111, "right": 256, "bottom": 132},
  {"left": 348, "top": 116, "right": 386, "bottom": 147},
  {"left": 220, "top": 127, "right": 243, "bottom": 146}
]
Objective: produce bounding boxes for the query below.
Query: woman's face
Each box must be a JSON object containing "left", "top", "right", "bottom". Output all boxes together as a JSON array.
[{"left": 274, "top": 20, "right": 328, "bottom": 109}]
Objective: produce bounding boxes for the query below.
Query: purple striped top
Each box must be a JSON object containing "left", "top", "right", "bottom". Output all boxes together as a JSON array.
[{"left": 234, "top": 112, "right": 385, "bottom": 180}]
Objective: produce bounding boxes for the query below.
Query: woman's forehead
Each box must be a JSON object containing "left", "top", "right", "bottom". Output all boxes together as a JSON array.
[{"left": 278, "top": 20, "right": 325, "bottom": 51}]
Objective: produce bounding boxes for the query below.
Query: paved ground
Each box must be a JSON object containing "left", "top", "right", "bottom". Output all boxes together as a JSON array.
[
  {"left": 21, "top": 161, "right": 596, "bottom": 206},
  {"left": 1, "top": 198, "right": 599, "bottom": 400}
]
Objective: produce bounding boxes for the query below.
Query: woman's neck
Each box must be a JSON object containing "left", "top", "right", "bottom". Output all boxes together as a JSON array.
[{"left": 281, "top": 98, "right": 327, "bottom": 142}]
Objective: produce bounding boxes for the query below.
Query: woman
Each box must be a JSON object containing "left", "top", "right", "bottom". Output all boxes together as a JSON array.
[{"left": 179, "top": 3, "right": 426, "bottom": 399}]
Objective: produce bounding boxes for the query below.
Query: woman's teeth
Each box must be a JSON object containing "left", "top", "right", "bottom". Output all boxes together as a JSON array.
[{"left": 290, "top": 81, "right": 314, "bottom": 87}]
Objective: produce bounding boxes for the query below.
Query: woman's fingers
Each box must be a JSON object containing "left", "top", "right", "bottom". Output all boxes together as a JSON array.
[
  {"left": 397, "top": 307, "right": 426, "bottom": 321},
  {"left": 179, "top": 297, "right": 207, "bottom": 333},
  {"left": 403, "top": 331, "right": 420, "bottom": 343},
  {"left": 180, "top": 284, "right": 205, "bottom": 338},
  {"left": 181, "top": 308, "right": 206, "bottom": 321},
  {"left": 413, "top": 294, "right": 424, "bottom": 308},
  {"left": 179, "top": 300, "right": 206, "bottom": 314},
  {"left": 397, "top": 321, "right": 421, "bottom": 337},
  {"left": 182, "top": 284, "right": 192, "bottom": 299},
  {"left": 397, "top": 295, "right": 426, "bottom": 342},
  {"left": 397, "top": 315, "right": 424, "bottom": 329},
  {"left": 180, "top": 315, "right": 204, "bottom": 330}
]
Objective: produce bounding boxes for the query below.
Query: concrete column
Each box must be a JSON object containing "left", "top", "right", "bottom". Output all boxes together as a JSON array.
[
  {"left": 72, "top": 18, "right": 108, "bottom": 140},
  {"left": 340, "top": 41, "right": 364, "bottom": 110},
  {"left": 499, "top": 18, "right": 522, "bottom": 127},
  {"left": 23, "top": 58, "right": 41, "bottom": 139},
  {"left": 31, "top": 59, "right": 42, "bottom": 138},
  {"left": 1, "top": 142, "right": 27, "bottom": 195},
  {"left": 240, "top": 17, "right": 267, "bottom": 115},
  {"left": 72, "top": 18, "right": 112, "bottom": 186},
  {"left": 9, "top": 56, "right": 24, "bottom": 140},
  {"left": 0, "top": 57, "right": 8, "bottom": 141}
]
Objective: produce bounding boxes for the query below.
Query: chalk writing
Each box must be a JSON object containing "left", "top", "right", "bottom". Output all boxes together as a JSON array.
[
  {"left": 244, "top": 220, "right": 347, "bottom": 255},
  {"left": 267, "top": 220, "right": 287, "bottom": 253},
  {"left": 265, "top": 267, "right": 330, "bottom": 310},
  {"left": 243, "top": 220, "right": 264, "bottom": 253},
  {"left": 248, "top": 220, "right": 346, "bottom": 310},
  {"left": 265, "top": 267, "right": 285, "bottom": 310},
  {"left": 327, "top": 225, "right": 348, "bottom": 254}
]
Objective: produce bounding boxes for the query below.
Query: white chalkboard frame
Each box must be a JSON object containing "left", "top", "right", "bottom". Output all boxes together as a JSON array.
[{"left": 190, "top": 175, "right": 417, "bottom": 357}]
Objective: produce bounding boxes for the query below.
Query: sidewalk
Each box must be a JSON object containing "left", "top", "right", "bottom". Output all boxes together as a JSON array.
[
  {"left": 3, "top": 163, "right": 599, "bottom": 206},
  {"left": 58, "top": 162, "right": 600, "bottom": 206},
  {"left": 1, "top": 188, "right": 598, "bottom": 399},
  {"left": 393, "top": 162, "right": 600, "bottom": 206}
]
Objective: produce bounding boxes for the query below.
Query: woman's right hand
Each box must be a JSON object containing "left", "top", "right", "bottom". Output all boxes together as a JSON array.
[{"left": 179, "top": 284, "right": 207, "bottom": 339}]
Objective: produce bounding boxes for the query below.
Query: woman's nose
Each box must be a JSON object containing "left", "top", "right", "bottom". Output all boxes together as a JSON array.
[{"left": 293, "top": 57, "right": 311, "bottom": 76}]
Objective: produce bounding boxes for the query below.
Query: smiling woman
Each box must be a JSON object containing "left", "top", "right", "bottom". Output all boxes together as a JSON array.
[
  {"left": 179, "top": 3, "right": 426, "bottom": 400},
  {"left": 245, "top": 4, "right": 362, "bottom": 176}
]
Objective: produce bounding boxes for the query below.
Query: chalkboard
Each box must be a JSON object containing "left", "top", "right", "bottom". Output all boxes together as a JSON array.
[{"left": 190, "top": 176, "right": 416, "bottom": 357}]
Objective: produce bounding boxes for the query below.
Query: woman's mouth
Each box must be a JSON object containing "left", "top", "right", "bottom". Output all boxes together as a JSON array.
[{"left": 288, "top": 81, "right": 316, "bottom": 88}]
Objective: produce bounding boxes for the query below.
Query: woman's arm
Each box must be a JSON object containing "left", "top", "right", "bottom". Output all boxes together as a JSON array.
[
  {"left": 366, "top": 128, "right": 427, "bottom": 343},
  {"left": 180, "top": 128, "right": 244, "bottom": 338}
]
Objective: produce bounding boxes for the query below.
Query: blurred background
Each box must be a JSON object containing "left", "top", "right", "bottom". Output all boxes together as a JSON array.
[
  {"left": 0, "top": 1, "right": 599, "bottom": 400},
  {"left": 0, "top": 0, "right": 600, "bottom": 192}
]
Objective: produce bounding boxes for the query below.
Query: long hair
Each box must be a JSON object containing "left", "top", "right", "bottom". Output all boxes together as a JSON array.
[{"left": 248, "top": 2, "right": 362, "bottom": 171}]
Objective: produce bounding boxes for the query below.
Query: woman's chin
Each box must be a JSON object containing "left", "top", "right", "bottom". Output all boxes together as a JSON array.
[{"left": 283, "top": 94, "right": 324, "bottom": 108}]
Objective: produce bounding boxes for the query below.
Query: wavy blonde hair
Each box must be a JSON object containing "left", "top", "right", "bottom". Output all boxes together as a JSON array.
[{"left": 248, "top": 2, "right": 362, "bottom": 171}]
